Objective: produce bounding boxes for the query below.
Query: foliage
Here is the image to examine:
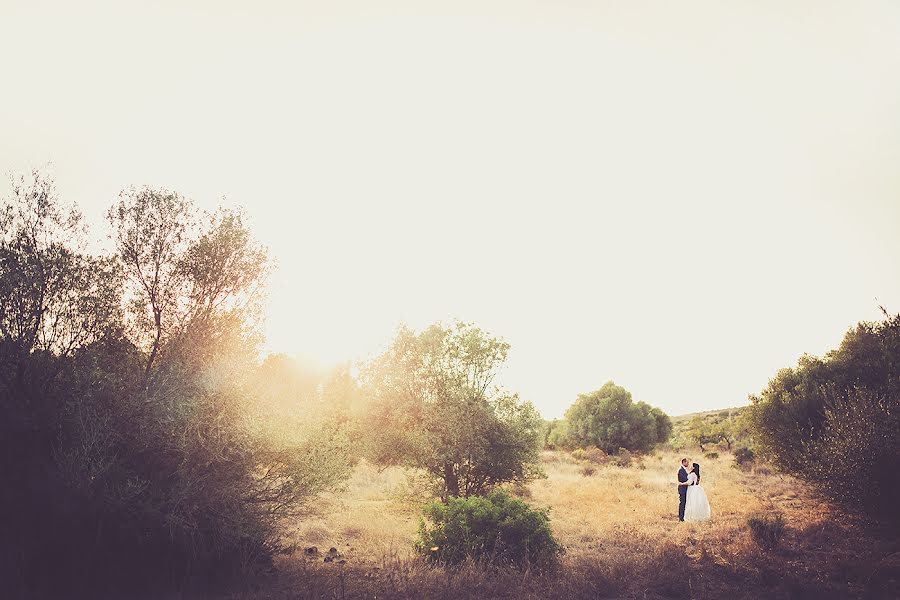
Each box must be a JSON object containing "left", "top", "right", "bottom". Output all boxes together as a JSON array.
[
  {"left": 801, "top": 388, "right": 900, "bottom": 517},
  {"left": 415, "top": 490, "right": 562, "bottom": 567},
  {"left": 704, "top": 452, "right": 719, "bottom": 459},
  {"left": 543, "top": 418, "right": 573, "bottom": 450},
  {"left": 564, "top": 381, "right": 671, "bottom": 454},
  {"left": 672, "top": 408, "right": 751, "bottom": 452},
  {"left": 583, "top": 446, "right": 608, "bottom": 465},
  {"left": 747, "top": 513, "right": 786, "bottom": 550},
  {"left": 609, "top": 448, "right": 634, "bottom": 468},
  {"left": 734, "top": 447, "right": 755, "bottom": 466},
  {"left": 362, "top": 322, "right": 544, "bottom": 498},
  {"left": 685, "top": 416, "right": 721, "bottom": 452},
  {"left": 746, "top": 312, "right": 900, "bottom": 518},
  {"left": 0, "top": 173, "right": 350, "bottom": 596}
]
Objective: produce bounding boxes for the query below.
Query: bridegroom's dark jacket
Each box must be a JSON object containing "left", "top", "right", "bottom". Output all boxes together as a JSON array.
[{"left": 678, "top": 466, "right": 689, "bottom": 495}]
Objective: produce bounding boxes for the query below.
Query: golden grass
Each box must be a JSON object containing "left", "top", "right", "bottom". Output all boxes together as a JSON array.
[
  {"left": 231, "top": 451, "right": 898, "bottom": 599},
  {"left": 288, "top": 463, "right": 423, "bottom": 561}
]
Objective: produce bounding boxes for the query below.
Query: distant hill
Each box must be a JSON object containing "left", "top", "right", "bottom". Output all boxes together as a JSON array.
[
  {"left": 672, "top": 406, "right": 745, "bottom": 424},
  {"left": 670, "top": 406, "right": 749, "bottom": 450}
]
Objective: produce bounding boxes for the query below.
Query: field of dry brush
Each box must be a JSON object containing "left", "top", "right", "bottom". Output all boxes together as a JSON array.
[{"left": 227, "top": 451, "right": 899, "bottom": 600}]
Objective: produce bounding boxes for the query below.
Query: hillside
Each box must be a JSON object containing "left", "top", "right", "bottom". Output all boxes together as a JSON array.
[{"left": 672, "top": 406, "right": 746, "bottom": 424}]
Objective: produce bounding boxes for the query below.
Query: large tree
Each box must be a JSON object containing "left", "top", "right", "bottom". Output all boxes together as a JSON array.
[
  {"left": 747, "top": 311, "right": 900, "bottom": 518},
  {"left": 363, "top": 322, "right": 543, "bottom": 499},
  {"left": 1, "top": 174, "right": 352, "bottom": 596},
  {"left": 565, "top": 381, "right": 672, "bottom": 453}
]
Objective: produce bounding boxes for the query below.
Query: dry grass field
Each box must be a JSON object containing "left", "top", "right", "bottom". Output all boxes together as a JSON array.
[{"left": 227, "top": 451, "right": 900, "bottom": 600}]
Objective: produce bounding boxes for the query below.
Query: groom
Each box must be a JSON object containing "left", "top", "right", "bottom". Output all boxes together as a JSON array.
[{"left": 677, "top": 457, "right": 691, "bottom": 521}]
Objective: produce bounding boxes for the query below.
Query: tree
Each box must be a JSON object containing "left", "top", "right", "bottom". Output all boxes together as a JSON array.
[
  {"left": 685, "top": 416, "right": 720, "bottom": 452},
  {"left": 651, "top": 406, "right": 674, "bottom": 446},
  {"left": 363, "top": 322, "right": 543, "bottom": 499},
  {"left": 565, "top": 381, "right": 671, "bottom": 454},
  {"left": 746, "top": 311, "right": 900, "bottom": 518},
  {"left": 1, "top": 171, "right": 125, "bottom": 594},
  {"left": 1, "top": 174, "right": 353, "bottom": 596},
  {"left": 713, "top": 419, "right": 738, "bottom": 450},
  {"left": 544, "top": 418, "right": 572, "bottom": 449},
  {"left": 107, "top": 189, "right": 268, "bottom": 382}
]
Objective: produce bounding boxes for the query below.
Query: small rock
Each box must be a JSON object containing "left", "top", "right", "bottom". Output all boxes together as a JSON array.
[{"left": 305, "top": 547, "right": 318, "bottom": 556}]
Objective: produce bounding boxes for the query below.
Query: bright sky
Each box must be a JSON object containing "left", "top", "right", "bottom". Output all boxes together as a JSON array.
[{"left": 2, "top": 1, "right": 899, "bottom": 418}]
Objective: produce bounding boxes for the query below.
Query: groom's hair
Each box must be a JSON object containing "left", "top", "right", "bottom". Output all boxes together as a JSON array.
[{"left": 681, "top": 457, "right": 688, "bottom": 465}]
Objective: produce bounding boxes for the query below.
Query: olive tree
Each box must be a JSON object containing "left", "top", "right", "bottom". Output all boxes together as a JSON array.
[
  {"left": 747, "top": 311, "right": 900, "bottom": 518},
  {"left": 565, "top": 381, "right": 672, "bottom": 453},
  {"left": 1, "top": 174, "right": 353, "bottom": 596},
  {"left": 363, "top": 322, "right": 543, "bottom": 499}
]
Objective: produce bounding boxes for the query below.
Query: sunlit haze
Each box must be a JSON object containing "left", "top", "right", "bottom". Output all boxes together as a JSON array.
[{"left": 3, "top": 0, "right": 899, "bottom": 418}]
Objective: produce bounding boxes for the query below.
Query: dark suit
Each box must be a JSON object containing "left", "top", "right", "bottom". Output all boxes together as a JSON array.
[{"left": 678, "top": 466, "right": 689, "bottom": 521}]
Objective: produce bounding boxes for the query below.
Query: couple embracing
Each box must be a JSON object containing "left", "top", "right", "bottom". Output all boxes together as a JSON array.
[{"left": 677, "top": 457, "right": 710, "bottom": 522}]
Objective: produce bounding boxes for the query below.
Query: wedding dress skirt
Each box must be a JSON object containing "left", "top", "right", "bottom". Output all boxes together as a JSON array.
[{"left": 684, "top": 484, "right": 711, "bottom": 521}]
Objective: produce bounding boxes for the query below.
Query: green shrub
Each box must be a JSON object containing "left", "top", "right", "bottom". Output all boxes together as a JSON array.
[
  {"left": 747, "top": 513, "right": 786, "bottom": 550},
  {"left": 544, "top": 419, "right": 571, "bottom": 450},
  {"left": 571, "top": 448, "right": 587, "bottom": 461},
  {"left": 415, "top": 491, "right": 562, "bottom": 567},
  {"left": 704, "top": 452, "right": 719, "bottom": 459}
]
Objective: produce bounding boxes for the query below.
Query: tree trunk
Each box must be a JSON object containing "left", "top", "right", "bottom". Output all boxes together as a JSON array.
[
  {"left": 144, "top": 308, "right": 162, "bottom": 383},
  {"left": 443, "top": 463, "right": 459, "bottom": 499}
]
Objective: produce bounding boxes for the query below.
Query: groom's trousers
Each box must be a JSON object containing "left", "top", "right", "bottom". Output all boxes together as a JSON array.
[{"left": 678, "top": 487, "right": 687, "bottom": 521}]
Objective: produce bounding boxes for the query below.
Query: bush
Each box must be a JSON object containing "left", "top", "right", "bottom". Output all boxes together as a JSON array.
[
  {"left": 571, "top": 448, "right": 587, "bottom": 461},
  {"left": 544, "top": 419, "right": 572, "bottom": 450},
  {"left": 584, "top": 446, "right": 608, "bottom": 465},
  {"left": 579, "top": 465, "right": 596, "bottom": 477},
  {"left": 610, "top": 448, "right": 633, "bottom": 468},
  {"left": 704, "top": 452, "right": 719, "bottom": 459},
  {"left": 747, "top": 513, "right": 786, "bottom": 550},
  {"left": 734, "top": 447, "right": 755, "bottom": 466},
  {"left": 416, "top": 490, "right": 563, "bottom": 567}
]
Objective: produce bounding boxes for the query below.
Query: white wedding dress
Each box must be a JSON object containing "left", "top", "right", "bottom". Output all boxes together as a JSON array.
[{"left": 684, "top": 472, "right": 710, "bottom": 522}]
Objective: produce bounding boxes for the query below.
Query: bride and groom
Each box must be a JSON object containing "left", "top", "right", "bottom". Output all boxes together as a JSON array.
[{"left": 677, "top": 457, "right": 710, "bottom": 522}]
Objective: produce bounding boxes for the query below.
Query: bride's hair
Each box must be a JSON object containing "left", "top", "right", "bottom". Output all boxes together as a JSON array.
[{"left": 692, "top": 462, "right": 701, "bottom": 482}]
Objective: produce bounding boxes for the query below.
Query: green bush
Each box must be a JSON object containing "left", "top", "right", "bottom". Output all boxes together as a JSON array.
[
  {"left": 747, "top": 513, "right": 786, "bottom": 550},
  {"left": 704, "top": 452, "right": 719, "bottom": 459},
  {"left": 416, "top": 491, "right": 562, "bottom": 567},
  {"left": 544, "top": 419, "right": 572, "bottom": 450}
]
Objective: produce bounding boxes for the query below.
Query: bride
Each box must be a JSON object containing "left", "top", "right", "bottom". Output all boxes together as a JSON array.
[{"left": 684, "top": 462, "right": 711, "bottom": 522}]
